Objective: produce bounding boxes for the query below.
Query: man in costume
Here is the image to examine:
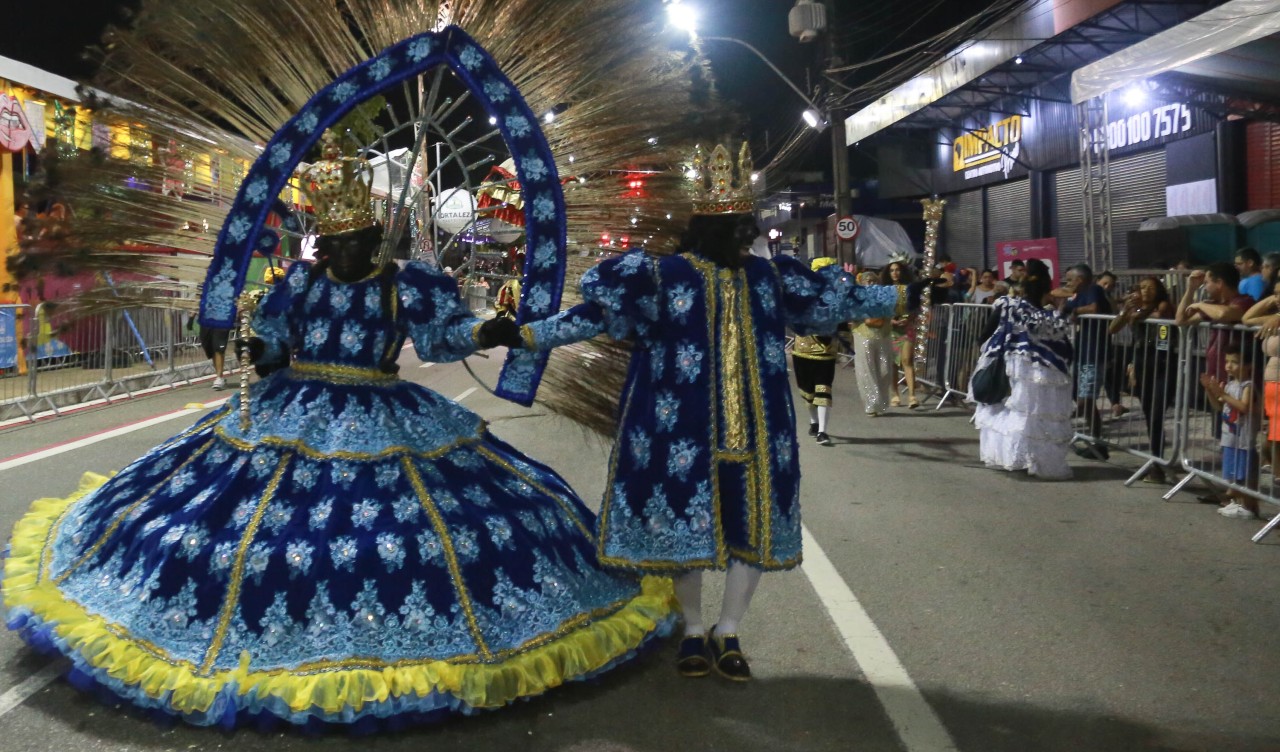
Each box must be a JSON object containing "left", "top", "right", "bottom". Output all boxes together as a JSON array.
[
  {"left": 791, "top": 257, "right": 844, "bottom": 444},
  {"left": 500, "top": 142, "right": 899, "bottom": 680}
]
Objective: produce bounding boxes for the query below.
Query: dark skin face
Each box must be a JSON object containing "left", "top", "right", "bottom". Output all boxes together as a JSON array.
[{"left": 319, "top": 229, "right": 378, "bottom": 282}]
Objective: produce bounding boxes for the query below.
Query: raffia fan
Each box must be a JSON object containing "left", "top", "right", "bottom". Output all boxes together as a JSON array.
[{"left": 14, "top": 0, "right": 734, "bottom": 434}]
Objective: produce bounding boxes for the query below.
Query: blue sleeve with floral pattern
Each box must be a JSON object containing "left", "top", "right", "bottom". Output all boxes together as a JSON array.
[
  {"left": 397, "top": 262, "right": 486, "bottom": 363},
  {"left": 250, "top": 261, "right": 308, "bottom": 366},
  {"left": 775, "top": 256, "right": 899, "bottom": 335},
  {"left": 521, "top": 250, "right": 659, "bottom": 350}
]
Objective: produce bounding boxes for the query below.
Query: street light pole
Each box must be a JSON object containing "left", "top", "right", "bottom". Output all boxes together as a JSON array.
[
  {"left": 698, "top": 36, "right": 825, "bottom": 116},
  {"left": 822, "top": 0, "right": 852, "bottom": 265}
]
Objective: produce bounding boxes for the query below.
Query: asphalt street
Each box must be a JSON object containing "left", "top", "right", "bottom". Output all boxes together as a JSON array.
[{"left": 0, "top": 348, "right": 1275, "bottom": 752}]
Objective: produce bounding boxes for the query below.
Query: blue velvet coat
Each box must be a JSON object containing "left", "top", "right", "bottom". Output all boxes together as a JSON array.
[{"left": 524, "top": 251, "right": 899, "bottom": 573}]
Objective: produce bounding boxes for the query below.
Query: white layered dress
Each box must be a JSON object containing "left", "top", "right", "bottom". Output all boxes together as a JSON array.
[{"left": 969, "top": 297, "right": 1075, "bottom": 480}]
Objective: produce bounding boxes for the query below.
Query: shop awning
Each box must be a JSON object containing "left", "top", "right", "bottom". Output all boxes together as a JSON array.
[
  {"left": 1071, "top": 0, "right": 1280, "bottom": 104},
  {"left": 0, "top": 54, "right": 81, "bottom": 102}
]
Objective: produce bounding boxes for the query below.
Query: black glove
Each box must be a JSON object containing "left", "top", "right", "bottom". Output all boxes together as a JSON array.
[
  {"left": 234, "top": 336, "right": 266, "bottom": 361},
  {"left": 476, "top": 317, "right": 523, "bottom": 349}
]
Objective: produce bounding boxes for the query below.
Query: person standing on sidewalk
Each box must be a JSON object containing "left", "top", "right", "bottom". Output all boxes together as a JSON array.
[{"left": 1055, "top": 264, "right": 1113, "bottom": 460}]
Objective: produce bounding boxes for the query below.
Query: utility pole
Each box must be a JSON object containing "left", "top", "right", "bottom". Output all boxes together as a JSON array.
[{"left": 824, "top": 0, "right": 852, "bottom": 265}]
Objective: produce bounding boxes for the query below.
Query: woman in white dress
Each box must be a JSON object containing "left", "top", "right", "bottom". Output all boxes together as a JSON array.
[{"left": 970, "top": 260, "right": 1075, "bottom": 480}]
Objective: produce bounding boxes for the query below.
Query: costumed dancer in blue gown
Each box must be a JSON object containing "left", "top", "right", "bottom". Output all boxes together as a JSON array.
[
  {"left": 1, "top": 133, "right": 674, "bottom": 729},
  {"left": 491, "top": 141, "right": 900, "bottom": 680}
]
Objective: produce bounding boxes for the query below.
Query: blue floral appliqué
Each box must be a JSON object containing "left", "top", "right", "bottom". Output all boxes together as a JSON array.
[
  {"left": 376, "top": 533, "right": 406, "bottom": 571},
  {"left": 203, "top": 259, "right": 238, "bottom": 321},
  {"left": 351, "top": 499, "right": 381, "bottom": 530},
  {"left": 533, "top": 238, "right": 557, "bottom": 270},
  {"left": 330, "top": 286, "right": 352, "bottom": 315},
  {"left": 531, "top": 194, "right": 556, "bottom": 223},
  {"left": 285, "top": 540, "right": 314, "bottom": 578},
  {"left": 459, "top": 45, "right": 484, "bottom": 71},
  {"left": 485, "top": 517, "right": 515, "bottom": 549},
  {"left": 667, "top": 439, "right": 699, "bottom": 481},
  {"left": 340, "top": 321, "right": 366, "bottom": 355},
  {"left": 305, "top": 320, "right": 329, "bottom": 352},
  {"left": 483, "top": 79, "right": 510, "bottom": 103},
  {"left": 655, "top": 391, "right": 680, "bottom": 432},
  {"left": 268, "top": 142, "right": 293, "bottom": 168},
  {"left": 754, "top": 280, "right": 777, "bottom": 313},
  {"left": 667, "top": 285, "right": 696, "bottom": 323},
  {"left": 392, "top": 494, "right": 421, "bottom": 523},
  {"left": 674, "top": 342, "right": 703, "bottom": 384},
  {"left": 505, "top": 114, "right": 531, "bottom": 138},
  {"left": 521, "top": 153, "right": 549, "bottom": 183},
  {"left": 309, "top": 498, "right": 334, "bottom": 530},
  {"left": 407, "top": 37, "right": 434, "bottom": 62},
  {"left": 763, "top": 336, "right": 787, "bottom": 374},
  {"left": 629, "top": 428, "right": 651, "bottom": 467},
  {"left": 330, "top": 536, "right": 358, "bottom": 572}
]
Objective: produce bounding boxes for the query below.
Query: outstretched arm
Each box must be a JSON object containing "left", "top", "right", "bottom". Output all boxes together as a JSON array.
[
  {"left": 519, "top": 249, "right": 658, "bottom": 351},
  {"left": 775, "top": 256, "right": 899, "bottom": 335},
  {"left": 398, "top": 262, "right": 498, "bottom": 363}
]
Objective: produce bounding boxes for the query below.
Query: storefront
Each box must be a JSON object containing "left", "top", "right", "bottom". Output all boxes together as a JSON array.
[{"left": 900, "top": 94, "right": 1221, "bottom": 273}]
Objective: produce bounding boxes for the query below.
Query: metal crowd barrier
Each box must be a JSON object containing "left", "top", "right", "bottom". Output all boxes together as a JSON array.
[
  {"left": 910, "top": 304, "right": 952, "bottom": 408},
  {"left": 937, "top": 303, "right": 993, "bottom": 408},
  {"left": 1050, "top": 313, "right": 1279, "bottom": 542},
  {"left": 0, "top": 304, "right": 214, "bottom": 424}
]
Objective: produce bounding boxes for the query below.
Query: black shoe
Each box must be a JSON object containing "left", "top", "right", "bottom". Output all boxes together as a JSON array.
[
  {"left": 676, "top": 635, "right": 711, "bottom": 677},
  {"left": 1072, "top": 441, "right": 1109, "bottom": 461},
  {"left": 815, "top": 432, "right": 832, "bottom": 446},
  {"left": 807, "top": 422, "right": 819, "bottom": 437},
  {"left": 708, "top": 630, "right": 751, "bottom": 682}
]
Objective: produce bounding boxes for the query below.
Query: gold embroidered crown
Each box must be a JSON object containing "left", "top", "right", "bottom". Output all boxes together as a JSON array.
[
  {"left": 303, "top": 131, "right": 378, "bottom": 235},
  {"left": 689, "top": 142, "right": 755, "bottom": 215}
]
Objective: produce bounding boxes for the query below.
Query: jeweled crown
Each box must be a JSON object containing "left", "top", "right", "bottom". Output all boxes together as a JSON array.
[
  {"left": 689, "top": 141, "right": 755, "bottom": 215},
  {"left": 303, "top": 131, "right": 378, "bottom": 236}
]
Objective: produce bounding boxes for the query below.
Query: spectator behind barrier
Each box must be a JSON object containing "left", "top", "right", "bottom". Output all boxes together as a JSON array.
[
  {"left": 1242, "top": 279, "right": 1280, "bottom": 484},
  {"left": 1109, "top": 277, "right": 1177, "bottom": 482},
  {"left": 1200, "top": 345, "right": 1263, "bottom": 520},
  {"left": 1177, "top": 262, "right": 1255, "bottom": 382},
  {"left": 1054, "top": 263, "right": 1113, "bottom": 459},
  {"left": 1236, "top": 247, "right": 1265, "bottom": 302},
  {"left": 967, "top": 268, "right": 999, "bottom": 304}
]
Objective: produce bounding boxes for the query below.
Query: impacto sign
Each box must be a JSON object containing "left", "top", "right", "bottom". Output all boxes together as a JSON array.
[{"left": 952, "top": 115, "right": 1023, "bottom": 181}]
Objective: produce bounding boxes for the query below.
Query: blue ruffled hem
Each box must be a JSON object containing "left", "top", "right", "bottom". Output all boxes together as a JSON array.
[{"left": 8, "top": 608, "right": 675, "bottom": 733}]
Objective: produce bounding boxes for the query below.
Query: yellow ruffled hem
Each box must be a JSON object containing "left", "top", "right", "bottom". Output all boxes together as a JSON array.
[{"left": 3, "top": 473, "right": 676, "bottom": 719}]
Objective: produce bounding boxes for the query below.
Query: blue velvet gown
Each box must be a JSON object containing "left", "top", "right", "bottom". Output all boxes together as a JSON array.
[{"left": 3, "top": 260, "right": 673, "bottom": 729}]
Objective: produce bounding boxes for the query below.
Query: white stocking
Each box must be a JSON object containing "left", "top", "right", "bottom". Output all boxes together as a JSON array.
[
  {"left": 674, "top": 571, "right": 704, "bottom": 637},
  {"left": 807, "top": 404, "right": 818, "bottom": 424},
  {"left": 714, "top": 561, "right": 762, "bottom": 637},
  {"left": 817, "top": 405, "right": 830, "bottom": 433}
]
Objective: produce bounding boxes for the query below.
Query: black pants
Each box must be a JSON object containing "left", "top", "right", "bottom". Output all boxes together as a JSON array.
[
  {"left": 793, "top": 356, "right": 836, "bottom": 407},
  {"left": 1135, "top": 349, "right": 1177, "bottom": 458}
]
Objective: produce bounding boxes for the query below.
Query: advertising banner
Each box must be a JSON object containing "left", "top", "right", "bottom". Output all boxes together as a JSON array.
[
  {"left": 0, "top": 307, "right": 17, "bottom": 369},
  {"left": 996, "top": 238, "right": 1061, "bottom": 287}
]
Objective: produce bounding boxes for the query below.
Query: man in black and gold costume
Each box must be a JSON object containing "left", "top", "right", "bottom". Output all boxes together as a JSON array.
[{"left": 791, "top": 256, "right": 844, "bottom": 445}]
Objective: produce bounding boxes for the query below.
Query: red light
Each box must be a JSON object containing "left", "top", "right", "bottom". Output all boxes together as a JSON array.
[
  {"left": 620, "top": 235, "right": 630, "bottom": 246},
  {"left": 601, "top": 233, "right": 611, "bottom": 242}
]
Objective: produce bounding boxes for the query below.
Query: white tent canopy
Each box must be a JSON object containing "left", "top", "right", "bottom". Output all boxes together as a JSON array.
[{"left": 1071, "top": 0, "right": 1280, "bottom": 104}]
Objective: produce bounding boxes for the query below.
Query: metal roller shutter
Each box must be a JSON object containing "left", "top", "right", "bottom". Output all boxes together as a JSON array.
[
  {"left": 943, "top": 188, "right": 983, "bottom": 269},
  {"left": 1053, "top": 149, "right": 1165, "bottom": 272},
  {"left": 986, "top": 178, "right": 1031, "bottom": 268},
  {"left": 1109, "top": 149, "right": 1166, "bottom": 271},
  {"left": 1055, "top": 167, "right": 1085, "bottom": 269}
]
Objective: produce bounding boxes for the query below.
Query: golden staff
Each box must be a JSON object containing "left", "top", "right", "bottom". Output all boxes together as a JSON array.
[{"left": 236, "top": 290, "right": 257, "bottom": 431}]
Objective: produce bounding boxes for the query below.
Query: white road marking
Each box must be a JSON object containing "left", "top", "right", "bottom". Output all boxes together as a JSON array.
[
  {"left": 420, "top": 362, "right": 435, "bottom": 369},
  {"left": 0, "top": 399, "right": 229, "bottom": 473},
  {"left": 801, "top": 526, "right": 958, "bottom": 752},
  {"left": 453, "top": 387, "right": 477, "bottom": 402},
  {"left": 0, "top": 660, "right": 66, "bottom": 717}
]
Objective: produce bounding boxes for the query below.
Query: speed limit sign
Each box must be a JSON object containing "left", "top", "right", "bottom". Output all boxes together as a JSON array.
[{"left": 835, "top": 216, "right": 860, "bottom": 241}]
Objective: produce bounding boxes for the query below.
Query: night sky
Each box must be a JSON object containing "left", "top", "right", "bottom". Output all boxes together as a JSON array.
[{"left": 2, "top": 1, "right": 982, "bottom": 177}]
